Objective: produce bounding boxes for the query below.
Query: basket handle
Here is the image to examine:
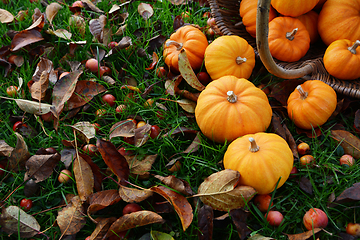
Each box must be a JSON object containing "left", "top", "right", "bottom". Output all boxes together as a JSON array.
[{"left": 256, "top": 0, "right": 314, "bottom": 79}]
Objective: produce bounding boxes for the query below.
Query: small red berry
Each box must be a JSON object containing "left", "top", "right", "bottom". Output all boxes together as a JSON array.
[
  {"left": 122, "top": 203, "right": 142, "bottom": 215},
  {"left": 102, "top": 94, "right": 116, "bottom": 107},
  {"left": 20, "top": 198, "right": 33, "bottom": 212},
  {"left": 150, "top": 125, "right": 161, "bottom": 139}
]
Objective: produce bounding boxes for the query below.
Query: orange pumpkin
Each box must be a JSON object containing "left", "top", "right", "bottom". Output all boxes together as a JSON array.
[
  {"left": 204, "top": 35, "right": 255, "bottom": 80},
  {"left": 287, "top": 80, "right": 337, "bottom": 130},
  {"left": 271, "top": 0, "right": 319, "bottom": 17},
  {"left": 318, "top": 0, "right": 360, "bottom": 46},
  {"left": 163, "top": 25, "right": 208, "bottom": 72},
  {"left": 195, "top": 75, "right": 272, "bottom": 143},
  {"left": 268, "top": 17, "right": 310, "bottom": 62},
  {"left": 240, "top": 0, "right": 277, "bottom": 38},
  {"left": 296, "top": 11, "right": 319, "bottom": 44},
  {"left": 323, "top": 39, "right": 360, "bottom": 80},
  {"left": 223, "top": 132, "right": 294, "bottom": 194}
]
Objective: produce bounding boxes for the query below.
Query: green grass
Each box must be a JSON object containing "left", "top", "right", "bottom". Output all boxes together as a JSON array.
[{"left": 1, "top": 0, "right": 360, "bottom": 239}]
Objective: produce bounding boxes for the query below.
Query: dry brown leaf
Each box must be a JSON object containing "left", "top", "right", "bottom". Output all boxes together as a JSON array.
[
  {"left": 106, "top": 210, "right": 164, "bottom": 237},
  {"left": 198, "top": 205, "right": 213, "bottom": 240},
  {"left": 0, "top": 9, "right": 14, "bottom": 23},
  {"left": 73, "top": 154, "right": 94, "bottom": 201},
  {"left": 137, "top": 3, "right": 153, "bottom": 21},
  {"left": 11, "top": 29, "right": 44, "bottom": 52},
  {"left": 118, "top": 185, "right": 153, "bottom": 203},
  {"left": 178, "top": 49, "right": 205, "bottom": 91},
  {"left": 13, "top": 55, "right": 24, "bottom": 67},
  {"left": 8, "top": 132, "right": 31, "bottom": 171},
  {"left": 56, "top": 196, "right": 86, "bottom": 236},
  {"left": 134, "top": 123, "right": 152, "bottom": 147},
  {"left": 125, "top": 154, "right": 157, "bottom": 179},
  {"left": 68, "top": 121, "right": 96, "bottom": 143},
  {"left": 26, "top": 14, "right": 44, "bottom": 31},
  {"left": 285, "top": 228, "right": 322, "bottom": 240},
  {"left": 90, "top": 217, "right": 117, "bottom": 240},
  {"left": 60, "top": 148, "right": 76, "bottom": 168},
  {"left": 87, "top": 190, "right": 122, "bottom": 216},
  {"left": 69, "top": 15, "right": 86, "bottom": 37},
  {"left": 47, "top": 28, "right": 72, "bottom": 40},
  {"left": 0, "top": 140, "right": 14, "bottom": 157},
  {"left": 24, "top": 153, "right": 61, "bottom": 183},
  {"left": 31, "top": 71, "right": 49, "bottom": 101},
  {"left": 248, "top": 234, "right": 276, "bottom": 240},
  {"left": 0, "top": 206, "right": 40, "bottom": 238},
  {"left": 331, "top": 130, "right": 360, "bottom": 159},
  {"left": 161, "top": 98, "right": 196, "bottom": 113},
  {"left": 81, "top": 0, "right": 104, "bottom": 13},
  {"left": 32, "top": 57, "right": 56, "bottom": 85},
  {"left": 150, "top": 186, "right": 193, "bottom": 231},
  {"left": 46, "top": 2, "right": 62, "bottom": 25},
  {"left": 196, "top": 169, "right": 256, "bottom": 211},
  {"left": 89, "top": 18, "right": 103, "bottom": 42},
  {"left": 0, "top": 97, "right": 53, "bottom": 115},
  {"left": 109, "top": 120, "right": 136, "bottom": 139},
  {"left": 154, "top": 175, "right": 194, "bottom": 196},
  {"left": 15, "top": 10, "right": 28, "bottom": 21}
]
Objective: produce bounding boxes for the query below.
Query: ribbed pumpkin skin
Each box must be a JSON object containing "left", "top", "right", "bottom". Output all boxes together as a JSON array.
[
  {"left": 240, "top": 0, "right": 277, "bottom": 38},
  {"left": 271, "top": 0, "right": 319, "bottom": 17},
  {"left": 163, "top": 25, "right": 208, "bottom": 72},
  {"left": 223, "top": 133, "right": 294, "bottom": 194},
  {"left": 287, "top": 80, "right": 337, "bottom": 129},
  {"left": 323, "top": 39, "right": 360, "bottom": 80},
  {"left": 195, "top": 76, "right": 272, "bottom": 143},
  {"left": 318, "top": 0, "right": 360, "bottom": 46},
  {"left": 296, "top": 11, "right": 319, "bottom": 44},
  {"left": 204, "top": 36, "right": 255, "bottom": 80},
  {"left": 268, "top": 17, "right": 310, "bottom": 62}
]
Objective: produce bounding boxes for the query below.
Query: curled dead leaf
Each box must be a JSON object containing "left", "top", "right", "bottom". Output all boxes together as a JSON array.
[
  {"left": 0, "top": 9, "right": 14, "bottom": 23},
  {"left": 119, "top": 185, "right": 153, "bottom": 203},
  {"left": 137, "top": 3, "right": 153, "bottom": 21},
  {"left": 73, "top": 154, "right": 94, "bottom": 202},
  {"left": 46, "top": 2, "right": 62, "bottom": 25},
  {"left": 178, "top": 49, "right": 205, "bottom": 91}
]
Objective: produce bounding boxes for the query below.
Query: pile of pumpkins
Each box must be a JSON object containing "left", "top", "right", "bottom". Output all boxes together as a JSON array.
[
  {"left": 161, "top": 0, "right": 350, "bottom": 193},
  {"left": 240, "top": 0, "right": 360, "bottom": 80}
]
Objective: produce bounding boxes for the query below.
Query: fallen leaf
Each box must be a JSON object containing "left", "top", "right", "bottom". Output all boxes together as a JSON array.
[
  {"left": 87, "top": 190, "right": 122, "bottom": 216},
  {"left": 56, "top": 195, "right": 86, "bottom": 236},
  {"left": 269, "top": 79, "right": 305, "bottom": 107},
  {"left": 12, "top": 55, "right": 24, "bottom": 67},
  {"left": 0, "top": 9, "right": 14, "bottom": 23},
  {"left": 150, "top": 185, "right": 193, "bottom": 231},
  {"left": 24, "top": 153, "right": 61, "bottom": 182},
  {"left": 47, "top": 28, "right": 72, "bottom": 40},
  {"left": 299, "top": 176, "right": 313, "bottom": 195},
  {"left": 46, "top": 2, "right": 62, "bottom": 25},
  {"left": 285, "top": 228, "right": 322, "bottom": 240},
  {"left": 30, "top": 70, "right": 49, "bottom": 100},
  {"left": 334, "top": 182, "right": 360, "bottom": 203},
  {"left": 26, "top": 14, "right": 44, "bottom": 31},
  {"left": 198, "top": 205, "right": 213, "bottom": 240},
  {"left": 178, "top": 49, "right": 205, "bottom": 91},
  {"left": 81, "top": 0, "right": 104, "bottom": 13},
  {"left": 32, "top": 57, "right": 57, "bottom": 85},
  {"left": 0, "top": 59, "right": 11, "bottom": 77},
  {"left": 106, "top": 211, "right": 164, "bottom": 237},
  {"left": 145, "top": 52, "right": 159, "bottom": 70},
  {"left": 134, "top": 123, "right": 152, "bottom": 147},
  {"left": 11, "top": 29, "right": 44, "bottom": 51},
  {"left": 331, "top": 130, "right": 360, "bottom": 159},
  {"left": 90, "top": 217, "right": 117, "bottom": 240},
  {"left": 230, "top": 208, "right": 251, "bottom": 240},
  {"left": 161, "top": 98, "right": 196, "bottom": 113},
  {"left": 248, "top": 234, "right": 276, "bottom": 240},
  {"left": 73, "top": 154, "right": 94, "bottom": 201},
  {"left": 126, "top": 154, "right": 157, "bottom": 179},
  {"left": 79, "top": 153, "right": 103, "bottom": 192},
  {"left": 0, "top": 206, "right": 40, "bottom": 238},
  {"left": 8, "top": 132, "right": 31, "bottom": 171},
  {"left": 154, "top": 175, "right": 194, "bottom": 196},
  {"left": 60, "top": 148, "right": 76, "bottom": 168},
  {"left": 196, "top": 169, "right": 256, "bottom": 211},
  {"left": 137, "top": 3, "right": 153, "bottom": 21},
  {"left": 66, "top": 80, "right": 107, "bottom": 111},
  {"left": 176, "top": 89, "right": 199, "bottom": 102},
  {"left": 96, "top": 138, "right": 129, "bottom": 184},
  {"left": 89, "top": 18, "right": 104, "bottom": 42},
  {"left": 68, "top": 121, "right": 96, "bottom": 143},
  {"left": 0, "top": 140, "right": 14, "bottom": 157},
  {"left": 118, "top": 185, "right": 153, "bottom": 203},
  {"left": 52, "top": 70, "right": 82, "bottom": 121},
  {"left": 69, "top": 15, "right": 86, "bottom": 37},
  {"left": 283, "top": 123, "right": 299, "bottom": 159},
  {"left": 109, "top": 120, "right": 136, "bottom": 139},
  {"left": 270, "top": 112, "right": 286, "bottom": 140},
  {"left": 151, "top": 230, "right": 175, "bottom": 240}
]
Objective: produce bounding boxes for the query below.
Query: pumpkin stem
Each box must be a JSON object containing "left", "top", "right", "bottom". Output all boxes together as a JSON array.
[
  {"left": 297, "top": 85, "right": 308, "bottom": 99},
  {"left": 236, "top": 56, "right": 247, "bottom": 64},
  {"left": 348, "top": 40, "right": 360, "bottom": 54},
  {"left": 166, "top": 40, "right": 183, "bottom": 51},
  {"left": 286, "top": 28, "right": 298, "bottom": 41},
  {"left": 227, "top": 91, "right": 238, "bottom": 103},
  {"left": 249, "top": 137, "right": 260, "bottom": 152}
]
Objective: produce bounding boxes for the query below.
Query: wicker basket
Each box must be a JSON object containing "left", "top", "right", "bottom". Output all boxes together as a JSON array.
[{"left": 208, "top": 0, "right": 360, "bottom": 98}]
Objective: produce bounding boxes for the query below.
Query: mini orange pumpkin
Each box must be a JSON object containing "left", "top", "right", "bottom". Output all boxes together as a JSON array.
[
  {"left": 323, "top": 39, "right": 360, "bottom": 80},
  {"left": 204, "top": 35, "right": 255, "bottom": 80},
  {"left": 240, "top": 0, "right": 277, "bottom": 38},
  {"left": 163, "top": 25, "right": 208, "bottom": 72},
  {"left": 271, "top": 0, "right": 319, "bottom": 17},
  {"left": 223, "top": 132, "right": 294, "bottom": 194},
  {"left": 296, "top": 11, "right": 319, "bottom": 44},
  {"left": 195, "top": 75, "right": 272, "bottom": 143},
  {"left": 287, "top": 80, "right": 337, "bottom": 130},
  {"left": 268, "top": 17, "right": 310, "bottom": 62},
  {"left": 318, "top": 0, "right": 360, "bottom": 46}
]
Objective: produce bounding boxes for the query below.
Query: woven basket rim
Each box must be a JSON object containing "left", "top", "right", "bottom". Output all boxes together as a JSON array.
[{"left": 208, "top": 0, "right": 360, "bottom": 98}]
